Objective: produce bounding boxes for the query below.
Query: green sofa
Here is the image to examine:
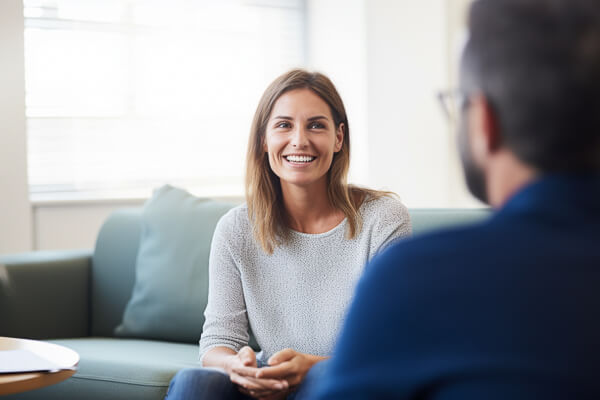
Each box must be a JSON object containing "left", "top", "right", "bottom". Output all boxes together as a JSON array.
[{"left": 0, "top": 205, "right": 490, "bottom": 400}]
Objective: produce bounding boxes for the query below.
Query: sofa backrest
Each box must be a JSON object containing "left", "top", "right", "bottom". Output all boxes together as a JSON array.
[
  {"left": 90, "top": 206, "right": 491, "bottom": 337},
  {"left": 409, "top": 208, "right": 491, "bottom": 236},
  {"left": 91, "top": 208, "right": 143, "bottom": 337}
]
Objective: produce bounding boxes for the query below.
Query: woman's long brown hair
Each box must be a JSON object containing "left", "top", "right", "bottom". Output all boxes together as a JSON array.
[{"left": 245, "top": 69, "right": 392, "bottom": 254}]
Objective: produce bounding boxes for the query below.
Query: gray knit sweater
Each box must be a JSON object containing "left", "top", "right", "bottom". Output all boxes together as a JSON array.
[{"left": 199, "top": 195, "right": 411, "bottom": 364}]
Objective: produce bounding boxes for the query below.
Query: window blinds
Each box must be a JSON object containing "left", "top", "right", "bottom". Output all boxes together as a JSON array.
[{"left": 24, "top": 0, "right": 306, "bottom": 200}]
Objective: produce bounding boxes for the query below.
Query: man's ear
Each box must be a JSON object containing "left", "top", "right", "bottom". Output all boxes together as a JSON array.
[
  {"left": 467, "top": 94, "right": 501, "bottom": 164},
  {"left": 334, "top": 123, "right": 344, "bottom": 152}
]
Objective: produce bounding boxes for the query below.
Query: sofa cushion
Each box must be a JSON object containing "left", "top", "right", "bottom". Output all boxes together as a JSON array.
[
  {"left": 5, "top": 338, "right": 200, "bottom": 400},
  {"left": 115, "top": 185, "right": 234, "bottom": 343}
]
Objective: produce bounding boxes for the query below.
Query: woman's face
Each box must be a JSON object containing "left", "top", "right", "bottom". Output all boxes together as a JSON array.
[{"left": 264, "top": 88, "right": 344, "bottom": 189}]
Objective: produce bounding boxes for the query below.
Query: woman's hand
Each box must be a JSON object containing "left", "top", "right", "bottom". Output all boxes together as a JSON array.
[
  {"left": 226, "top": 346, "right": 289, "bottom": 399},
  {"left": 256, "top": 349, "right": 326, "bottom": 389}
]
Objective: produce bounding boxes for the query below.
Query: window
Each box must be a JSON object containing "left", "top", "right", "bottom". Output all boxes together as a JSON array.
[{"left": 24, "top": 0, "right": 306, "bottom": 200}]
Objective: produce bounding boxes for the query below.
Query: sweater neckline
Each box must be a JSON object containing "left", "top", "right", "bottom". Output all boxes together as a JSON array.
[
  {"left": 287, "top": 198, "right": 373, "bottom": 238},
  {"left": 288, "top": 217, "right": 348, "bottom": 238}
]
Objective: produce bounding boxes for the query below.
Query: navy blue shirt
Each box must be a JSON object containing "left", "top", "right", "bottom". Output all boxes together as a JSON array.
[{"left": 311, "top": 174, "right": 600, "bottom": 400}]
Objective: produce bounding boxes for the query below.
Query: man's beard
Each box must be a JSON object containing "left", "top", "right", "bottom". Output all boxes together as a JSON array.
[{"left": 458, "top": 120, "right": 488, "bottom": 204}]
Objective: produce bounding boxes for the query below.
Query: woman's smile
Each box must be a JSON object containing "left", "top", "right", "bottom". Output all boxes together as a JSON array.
[{"left": 283, "top": 154, "right": 317, "bottom": 166}]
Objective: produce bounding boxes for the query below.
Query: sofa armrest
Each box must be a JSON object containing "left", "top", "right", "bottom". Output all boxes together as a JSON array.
[{"left": 0, "top": 250, "right": 92, "bottom": 339}]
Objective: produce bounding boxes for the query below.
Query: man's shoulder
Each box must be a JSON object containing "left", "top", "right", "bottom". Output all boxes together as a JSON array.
[
  {"left": 365, "top": 217, "right": 504, "bottom": 282},
  {"left": 387, "top": 220, "right": 495, "bottom": 257},
  {"left": 349, "top": 219, "right": 513, "bottom": 324}
]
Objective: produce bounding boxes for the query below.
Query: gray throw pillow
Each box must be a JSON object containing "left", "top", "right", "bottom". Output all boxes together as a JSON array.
[{"left": 115, "top": 185, "right": 234, "bottom": 343}]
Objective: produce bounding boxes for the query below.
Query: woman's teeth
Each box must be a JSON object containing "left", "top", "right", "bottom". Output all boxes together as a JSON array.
[{"left": 285, "top": 155, "right": 315, "bottom": 163}]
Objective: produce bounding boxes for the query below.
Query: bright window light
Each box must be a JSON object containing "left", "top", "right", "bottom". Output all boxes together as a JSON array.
[{"left": 24, "top": 0, "right": 306, "bottom": 201}]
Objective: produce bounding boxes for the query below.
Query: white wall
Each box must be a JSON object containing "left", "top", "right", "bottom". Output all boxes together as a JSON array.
[
  {"left": 32, "top": 201, "right": 144, "bottom": 250},
  {"left": 0, "top": 0, "right": 32, "bottom": 253},
  {"left": 306, "top": 0, "right": 369, "bottom": 184},
  {"left": 366, "top": 0, "right": 451, "bottom": 207},
  {"left": 306, "top": 0, "right": 477, "bottom": 208}
]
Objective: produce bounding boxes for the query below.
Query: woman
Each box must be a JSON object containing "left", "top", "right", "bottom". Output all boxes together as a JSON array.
[{"left": 166, "top": 69, "right": 411, "bottom": 400}]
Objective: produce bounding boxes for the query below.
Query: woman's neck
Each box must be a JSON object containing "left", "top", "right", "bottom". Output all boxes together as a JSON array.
[{"left": 280, "top": 179, "right": 344, "bottom": 234}]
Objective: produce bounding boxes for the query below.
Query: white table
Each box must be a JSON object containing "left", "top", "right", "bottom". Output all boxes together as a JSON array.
[{"left": 0, "top": 337, "right": 79, "bottom": 396}]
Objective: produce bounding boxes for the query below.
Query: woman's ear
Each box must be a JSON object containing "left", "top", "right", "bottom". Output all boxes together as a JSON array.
[{"left": 334, "top": 123, "right": 344, "bottom": 152}]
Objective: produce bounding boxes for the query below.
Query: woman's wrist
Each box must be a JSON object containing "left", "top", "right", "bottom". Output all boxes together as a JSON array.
[
  {"left": 223, "top": 353, "right": 239, "bottom": 375},
  {"left": 202, "top": 347, "right": 240, "bottom": 373}
]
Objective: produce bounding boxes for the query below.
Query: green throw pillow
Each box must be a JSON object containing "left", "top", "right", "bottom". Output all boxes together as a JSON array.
[{"left": 115, "top": 185, "right": 235, "bottom": 343}]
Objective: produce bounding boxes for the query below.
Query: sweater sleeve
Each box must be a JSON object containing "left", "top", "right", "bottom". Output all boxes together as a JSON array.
[{"left": 199, "top": 211, "right": 250, "bottom": 363}]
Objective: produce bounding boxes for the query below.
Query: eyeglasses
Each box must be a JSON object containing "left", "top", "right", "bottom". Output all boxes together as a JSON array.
[{"left": 437, "top": 89, "right": 469, "bottom": 124}]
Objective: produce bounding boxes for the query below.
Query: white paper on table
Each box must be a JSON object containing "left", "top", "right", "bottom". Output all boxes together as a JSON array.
[{"left": 0, "top": 349, "right": 63, "bottom": 373}]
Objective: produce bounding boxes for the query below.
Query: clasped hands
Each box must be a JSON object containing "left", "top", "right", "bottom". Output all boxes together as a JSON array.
[{"left": 225, "top": 346, "right": 318, "bottom": 400}]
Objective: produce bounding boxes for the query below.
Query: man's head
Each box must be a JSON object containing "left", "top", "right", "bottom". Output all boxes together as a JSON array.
[{"left": 459, "top": 0, "right": 600, "bottom": 203}]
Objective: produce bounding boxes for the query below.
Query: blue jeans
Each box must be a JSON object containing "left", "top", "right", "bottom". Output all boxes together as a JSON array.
[{"left": 165, "top": 360, "right": 329, "bottom": 400}]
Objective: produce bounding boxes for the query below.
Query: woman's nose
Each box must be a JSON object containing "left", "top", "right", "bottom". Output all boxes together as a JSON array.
[{"left": 291, "top": 126, "right": 309, "bottom": 147}]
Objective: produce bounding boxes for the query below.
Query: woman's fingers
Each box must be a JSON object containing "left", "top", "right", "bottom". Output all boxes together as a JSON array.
[
  {"left": 229, "top": 347, "right": 291, "bottom": 398},
  {"left": 229, "top": 373, "right": 266, "bottom": 390},
  {"left": 256, "top": 361, "right": 295, "bottom": 379},
  {"left": 267, "top": 348, "right": 295, "bottom": 365},
  {"left": 230, "top": 372, "right": 288, "bottom": 391},
  {"left": 231, "top": 365, "right": 263, "bottom": 378},
  {"left": 231, "top": 364, "right": 291, "bottom": 389},
  {"left": 233, "top": 376, "right": 283, "bottom": 399},
  {"left": 238, "top": 385, "right": 275, "bottom": 399},
  {"left": 238, "top": 346, "right": 257, "bottom": 366}
]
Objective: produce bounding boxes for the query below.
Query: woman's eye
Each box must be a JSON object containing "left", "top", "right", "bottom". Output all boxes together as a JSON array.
[
  {"left": 308, "top": 122, "right": 325, "bottom": 129},
  {"left": 276, "top": 122, "right": 291, "bottom": 129}
]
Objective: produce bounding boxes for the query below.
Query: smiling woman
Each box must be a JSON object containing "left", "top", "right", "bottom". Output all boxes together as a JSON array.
[{"left": 164, "top": 69, "right": 412, "bottom": 400}]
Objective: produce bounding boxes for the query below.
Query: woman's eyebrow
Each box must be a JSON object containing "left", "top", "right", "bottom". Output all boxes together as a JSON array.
[{"left": 271, "top": 115, "right": 329, "bottom": 121}]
